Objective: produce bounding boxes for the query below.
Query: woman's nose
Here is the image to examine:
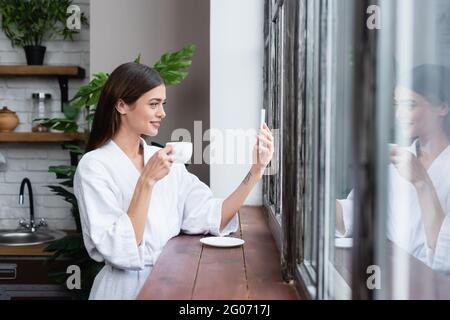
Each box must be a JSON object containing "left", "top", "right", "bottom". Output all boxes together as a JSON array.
[
  {"left": 395, "top": 105, "right": 408, "bottom": 120},
  {"left": 157, "top": 105, "right": 166, "bottom": 119}
]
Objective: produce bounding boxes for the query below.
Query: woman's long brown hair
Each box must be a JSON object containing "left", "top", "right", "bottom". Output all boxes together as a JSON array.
[{"left": 85, "top": 62, "right": 164, "bottom": 153}]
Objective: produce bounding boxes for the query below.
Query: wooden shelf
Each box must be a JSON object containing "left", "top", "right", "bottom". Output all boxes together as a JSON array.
[
  {"left": 0, "top": 65, "right": 86, "bottom": 112},
  {"left": 0, "top": 65, "right": 85, "bottom": 78},
  {"left": 0, "top": 132, "right": 87, "bottom": 143}
]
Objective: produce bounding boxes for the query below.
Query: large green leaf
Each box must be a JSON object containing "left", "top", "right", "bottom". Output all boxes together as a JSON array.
[
  {"left": 62, "top": 143, "right": 84, "bottom": 155},
  {"left": 153, "top": 44, "right": 196, "bottom": 85},
  {"left": 46, "top": 185, "right": 77, "bottom": 207},
  {"left": 70, "top": 72, "right": 109, "bottom": 109}
]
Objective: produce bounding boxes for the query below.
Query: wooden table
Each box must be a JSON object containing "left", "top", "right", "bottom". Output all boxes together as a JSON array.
[{"left": 137, "top": 206, "right": 299, "bottom": 300}]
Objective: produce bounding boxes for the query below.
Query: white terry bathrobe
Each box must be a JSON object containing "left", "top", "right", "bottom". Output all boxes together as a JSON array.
[
  {"left": 73, "top": 137, "right": 238, "bottom": 300},
  {"left": 337, "top": 140, "right": 450, "bottom": 275}
]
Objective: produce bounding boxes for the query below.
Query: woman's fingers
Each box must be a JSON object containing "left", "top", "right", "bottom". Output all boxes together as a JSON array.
[
  {"left": 156, "top": 148, "right": 174, "bottom": 167},
  {"left": 258, "top": 145, "right": 270, "bottom": 154},
  {"left": 163, "top": 145, "right": 174, "bottom": 155},
  {"left": 262, "top": 122, "right": 272, "bottom": 132},
  {"left": 390, "top": 155, "right": 399, "bottom": 164},
  {"left": 256, "top": 138, "right": 271, "bottom": 152},
  {"left": 260, "top": 124, "right": 274, "bottom": 141},
  {"left": 258, "top": 134, "right": 273, "bottom": 150}
]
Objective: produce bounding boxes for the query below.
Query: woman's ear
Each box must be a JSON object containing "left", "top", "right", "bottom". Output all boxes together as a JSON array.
[
  {"left": 115, "top": 99, "right": 127, "bottom": 115},
  {"left": 438, "top": 103, "right": 450, "bottom": 117}
]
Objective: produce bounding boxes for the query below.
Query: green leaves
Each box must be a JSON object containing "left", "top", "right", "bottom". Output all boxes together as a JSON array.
[
  {"left": 62, "top": 143, "right": 84, "bottom": 155},
  {"left": 44, "top": 233, "right": 85, "bottom": 256},
  {"left": 35, "top": 117, "right": 79, "bottom": 133},
  {"left": 48, "top": 164, "right": 76, "bottom": 176},
  {"left": 153, "top": 44, "right": 196, "bottom": 85},
  {"left": 70, "top": 72, "right": 109, "bottom": 109},
  {"left": 0, "top": 0, "right": 89, "bottom": 47},
  {"left": 134, "top": 53, "right": 141, "bottom": 64}
]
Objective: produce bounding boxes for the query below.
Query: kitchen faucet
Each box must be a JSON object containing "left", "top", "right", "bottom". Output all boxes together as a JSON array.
[{"left": 18, "top": 178, "right": 46, "bottom": 232}]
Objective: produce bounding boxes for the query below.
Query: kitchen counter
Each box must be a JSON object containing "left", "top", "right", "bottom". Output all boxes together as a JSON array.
[{"left": 0, "top": 243, "right": 54, "bottom": 256}]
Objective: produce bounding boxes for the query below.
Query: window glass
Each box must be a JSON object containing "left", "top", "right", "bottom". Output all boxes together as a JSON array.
[
  {"left": 302, "top": 0, "right": 321, "bottom": 282},
  {"left": 376, "top": 0, "right": 450, "bottom": 299},
  {"left": 325, "top": 0, "right": 356, "bottom": 300}
]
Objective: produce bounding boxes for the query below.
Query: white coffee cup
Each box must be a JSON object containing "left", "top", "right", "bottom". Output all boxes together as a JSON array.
[{"left": 166, "top": 142, "right": 193, "bottom": 164}]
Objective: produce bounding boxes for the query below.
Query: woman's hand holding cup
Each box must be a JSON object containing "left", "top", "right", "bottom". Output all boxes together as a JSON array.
[{"left": 140, "top": 145, "right": 175, "bottom": 187}]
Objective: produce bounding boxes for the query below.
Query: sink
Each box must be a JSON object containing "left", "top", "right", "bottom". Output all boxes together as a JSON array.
[{"left": 0, "top": 229, "right": 66, "bottom": 246}]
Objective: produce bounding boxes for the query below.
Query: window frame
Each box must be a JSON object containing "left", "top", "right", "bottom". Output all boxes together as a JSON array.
[{"left": 263, "top": 0, "right": 286, "bottom": 253}]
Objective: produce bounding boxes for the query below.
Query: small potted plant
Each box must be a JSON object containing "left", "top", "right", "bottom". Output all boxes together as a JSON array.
[{"left": 0, "top": 0, "right": 88, "bottom": 65}]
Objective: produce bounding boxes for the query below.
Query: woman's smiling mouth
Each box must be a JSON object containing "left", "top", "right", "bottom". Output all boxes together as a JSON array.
[{"left": 150, "top": 121, "right": 161, "bottom": 128}]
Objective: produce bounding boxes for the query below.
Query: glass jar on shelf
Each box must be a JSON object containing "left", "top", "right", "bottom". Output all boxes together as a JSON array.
[{"left": 31, "top": 92, "right": 52, "bottom": 132}]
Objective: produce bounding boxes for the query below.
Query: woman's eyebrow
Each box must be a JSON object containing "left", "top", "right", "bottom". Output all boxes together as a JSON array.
[
  {"left": 395, "top": 98, "right": 415, "bottom": 103},
  {"left": 148, "top": 98, "right": 167, "bottom": 102}
]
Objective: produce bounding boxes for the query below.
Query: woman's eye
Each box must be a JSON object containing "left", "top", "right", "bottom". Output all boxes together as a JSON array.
[
  {"left": 150, "top": 103, "right": 158, "bottom": 108},
  {"left": 395, "top": 102, "right": 416, "bottom": 110}
]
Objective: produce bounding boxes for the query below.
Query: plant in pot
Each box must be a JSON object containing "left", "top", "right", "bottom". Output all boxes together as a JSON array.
[
  {"left": 0, "top": 0, "right": 88, "bottom": 65},
  {"left": 40, "top": 45, "right": 196, "bottom": 299}
]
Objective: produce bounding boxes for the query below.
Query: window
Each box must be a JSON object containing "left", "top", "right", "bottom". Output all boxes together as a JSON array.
[
  {"left": 264, "top": 0, "right": 450, "bottom": 300},
  {"left": 323, "top": 0, "right": 356, "bottom": 300},
  {"left": 375, "top": 0, "right": 450, "bottom": 299},
  {"left": 297, "top": 0, "right": 323, "bottom": 297},
  {"left": 264, "top": 0, "right": 284, "bottom": 225}
]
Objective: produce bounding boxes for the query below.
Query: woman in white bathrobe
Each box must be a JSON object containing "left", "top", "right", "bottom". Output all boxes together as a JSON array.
[
  {"left": 336, "top": 64, "right": 450, "bottom": 274},
  {"left": 73, "top": 62, "right": 274, "bottom": 299}
]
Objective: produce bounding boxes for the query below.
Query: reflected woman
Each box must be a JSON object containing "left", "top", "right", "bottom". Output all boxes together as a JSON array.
[{"left": 336, "top": 64, "right": 450, "bottom": 274}]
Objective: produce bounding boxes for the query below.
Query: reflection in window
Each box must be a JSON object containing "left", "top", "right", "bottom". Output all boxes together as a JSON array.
[
  {"left": 327, "top": 0, "right": 355, "bottom": 300},
  {"left": 266, "top": 0, "right": 450, "bottom": 300},
  {"left": 335, "top": 0, "right": 450, "bottom": 299},
  {"left": 375, "top": 0, "right": 450, "bottom": 299}
]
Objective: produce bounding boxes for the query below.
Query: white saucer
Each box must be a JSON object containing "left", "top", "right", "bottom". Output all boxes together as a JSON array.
[
  {"left": 200, "top": 236, "right": 245, "bottom": 248},
  {"left": 335, "top": 238, "right": 353, "bottom": 248}
]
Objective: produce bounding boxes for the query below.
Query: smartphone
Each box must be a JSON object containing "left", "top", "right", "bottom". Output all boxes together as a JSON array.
[{"left": 260, "top": 109, "right": 266, "bottom": 128}]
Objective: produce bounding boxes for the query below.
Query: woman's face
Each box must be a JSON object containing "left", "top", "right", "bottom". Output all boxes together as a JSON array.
[
  {"left": 394, "top": 86, "right": 449, "bottom": 138},
  {"left": 117, "top": 84, "right": 167, "bottom": 137}
]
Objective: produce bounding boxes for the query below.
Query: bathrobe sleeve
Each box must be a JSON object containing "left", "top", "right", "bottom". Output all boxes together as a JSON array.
[
  {"left": 176, "top": 164, "right": 239, "bottom": 236},
  {"left": 74, "top": 158, "right": 145, "bottom": 270},
  {"left": 335, "top": 189, "right": 354, "bottom": 238},
  {"left": 426, "top": 193, "right": 450, "bottom": 274}
]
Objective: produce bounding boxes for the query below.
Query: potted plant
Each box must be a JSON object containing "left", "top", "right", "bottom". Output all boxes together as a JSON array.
[
  {"left": 42, "top": 45, "right": 196, "bottom": 299},
  {"left": 0, "top": 0, "right": 88, "bottom": 65}
]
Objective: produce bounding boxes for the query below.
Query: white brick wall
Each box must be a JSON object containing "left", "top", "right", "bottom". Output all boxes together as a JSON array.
[{"left": 0, "top": 1, "right": 90, "bottom": 231}]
